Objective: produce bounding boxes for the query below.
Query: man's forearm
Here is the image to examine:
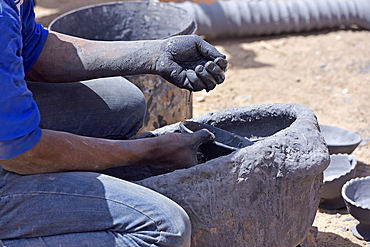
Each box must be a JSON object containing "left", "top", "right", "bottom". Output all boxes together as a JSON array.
[
  {"left": 26, "top": 31, "right": 161, "bottom": 83},
  {"left": 26, "top": 33, "right": 228, "bottom": 92},
  {"left": 0, "top": 129, "right": 156, "bottom": 175},
  {"left": 0, "top": 129, "right": 208, "bottom": 175}
]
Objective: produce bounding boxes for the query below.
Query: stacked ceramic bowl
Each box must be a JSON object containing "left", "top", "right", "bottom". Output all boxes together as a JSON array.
[
  {"left": 319, "top": 125, "right": 362, "bottom": 209},
  {"left": 320, "top": 125, "right": 362, "bottom": 155},
  {"left": 320, "top": 154, "right": 357, "bottom": 209},
  {"left": 342, "top": 176, "right": 370, "bottom": 241}
]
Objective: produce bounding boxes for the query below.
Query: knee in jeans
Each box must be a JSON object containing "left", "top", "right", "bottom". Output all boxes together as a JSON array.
[
  {"left": 117, "top": 77, "right": 146, "bottom": 123},
  {"left": 132, "top": 88, "right": 146, "bottom": 126},
  {"left": 161, "top": 202, "right": 191, "bottom": 247},
  {"left": 176, "top": 211, "right": 191, "bottom": 247}
]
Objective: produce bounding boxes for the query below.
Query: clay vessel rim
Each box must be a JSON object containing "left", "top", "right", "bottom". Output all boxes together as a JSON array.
[
  {"left": 179, "top": 120, "right": 253, "bottom": 150},
  {"left": 342, "top": 176, "right": 370, "bottom": 210},
  {"left": 323, "top": 154, "right": 357, "bottom": 183},
  {"left": 48, "top": 1, "right": 195, "bottom": 37},
  {"left": 320, "top": 125, "right": 362, "bottom": 146},
  {"left": 179, "top": 121, "right": 236, "bottom": 151}
]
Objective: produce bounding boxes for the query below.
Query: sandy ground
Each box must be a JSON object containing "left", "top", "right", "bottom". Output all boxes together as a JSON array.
[{"left": 34, "top": 1, "right": 370, "bottom": 246}]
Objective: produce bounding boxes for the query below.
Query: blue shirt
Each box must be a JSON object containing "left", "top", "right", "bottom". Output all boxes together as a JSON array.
[{"left": 0, "top": 0, "right": 48, "bottom": 159}]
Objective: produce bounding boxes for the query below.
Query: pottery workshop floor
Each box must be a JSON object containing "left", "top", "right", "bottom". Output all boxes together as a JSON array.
[{"left": 35, "top": 1, "right": 370, "bottom": 246}]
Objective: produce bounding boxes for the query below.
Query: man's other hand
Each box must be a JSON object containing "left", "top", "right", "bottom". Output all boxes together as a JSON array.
[{"left": 156, "top": 35, "right": 228, "bottom": 92}]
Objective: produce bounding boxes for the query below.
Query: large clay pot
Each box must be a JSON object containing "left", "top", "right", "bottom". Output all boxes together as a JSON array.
[
  {"left": 135, "top": 103, "right": 330, "bottom": 247},
  {"left": 49, "top": 1, "right": 196, "bottom": 134}
]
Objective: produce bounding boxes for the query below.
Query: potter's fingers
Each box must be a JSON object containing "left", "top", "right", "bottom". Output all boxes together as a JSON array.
[
  {"left": 170, "top": 69, "right": 194, "bottom": 91},
  {"left": 215, "top": 57, "right": 228, "bottom": 72},
  {"left": 205, "top": 61, "right": 225, "bottom": 84},
  {"left": 182, "top": 78, "right": 194, "bottom": 91},
  {"left": 195, "top": 65, "right": 217, "bottom": 92},
  {"left": 186, "top": 70, "right": 206, "bottom": 91},
  {"left": 193, "top": 129, "right": 215, "bottom": 147}
]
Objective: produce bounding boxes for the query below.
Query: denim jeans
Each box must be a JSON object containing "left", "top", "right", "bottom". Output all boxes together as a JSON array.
[
  {"left": 0, "top": 77, "right": 191, "bottom": 246},
  {"left": 26, "top": 77, "right": 147, "bottom": 140}
]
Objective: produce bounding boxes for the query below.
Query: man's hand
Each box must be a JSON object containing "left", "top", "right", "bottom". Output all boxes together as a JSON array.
[
  {"left": 145, "top": 129, "right": 215, "bottom": 173},
  {"left": 155, "top": 35, "right": 228, "bottom": 92}
]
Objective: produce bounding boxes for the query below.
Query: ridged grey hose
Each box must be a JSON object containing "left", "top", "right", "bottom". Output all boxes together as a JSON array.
[{"left": 173, "top": 0, "right": 370, "bottom": 39}]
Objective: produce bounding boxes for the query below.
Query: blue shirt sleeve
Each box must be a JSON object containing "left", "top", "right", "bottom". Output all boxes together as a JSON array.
[
  {"left": 0, "top": 0, "right": 44, "bottom": 160},
  {"left": 20, "top": 0, "right": 48, "bottom": 73}
]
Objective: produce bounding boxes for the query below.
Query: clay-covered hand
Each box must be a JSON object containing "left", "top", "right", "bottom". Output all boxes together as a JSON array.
[
  {"left": 155, "top": 35, "right": 228, "bottom": 92},
  {"left": 148, "top": 129, "right": 215, "bottom": 173}
]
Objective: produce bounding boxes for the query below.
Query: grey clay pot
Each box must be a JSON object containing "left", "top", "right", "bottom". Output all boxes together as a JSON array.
[
  {"left": 320, "top": 154, "right": 357, "bottom": 210},
  {"left": 49, "top": 1, "right": 196, "bottom": 134},
  {"left": 320, "top": 125, "right": 362, "bottom": 155},
  {"left": 342, "top": 176, "right": 370, "bottom": 241},
  {"left": 134, "top": 103, "right": 329, "bottom": 247}
]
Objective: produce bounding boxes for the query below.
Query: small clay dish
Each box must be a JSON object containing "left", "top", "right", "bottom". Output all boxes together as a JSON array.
[
  {"left": 342, "top": 176, "right": 370, "bottom": 241},
  {"left": 320, "top": 125, "right": 362, "bottom": 154},
  {"left": 320, "top": 154, "right": 357, "bottom": 209},
  {"left": 179, "top": 121, "right": 254, "bottom": 163}
]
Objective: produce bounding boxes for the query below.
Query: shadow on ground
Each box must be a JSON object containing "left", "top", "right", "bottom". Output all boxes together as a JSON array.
[
  {"left": 356, "top": 161, "right": 370, "bottom": 177},
  {"left": 316, "top": 232, "right": 362, "bottom": 247}
]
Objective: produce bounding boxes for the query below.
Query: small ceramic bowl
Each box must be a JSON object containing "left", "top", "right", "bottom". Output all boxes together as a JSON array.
[
  {"left": 179, "top": 121, "right": 254, "bottom": 163},
  {"left": 320, "top": 125, "right": 362, "bottom": 154},
  {"left": 320, "top": 154, "right": 357, "bottom": 209},
  {"left": 342, "top": 176, "right": 370, "bottom": 241}
]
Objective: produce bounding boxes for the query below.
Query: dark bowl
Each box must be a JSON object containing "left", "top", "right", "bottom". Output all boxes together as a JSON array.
[
  {"left": 179, "top": 121, "right": 254, "bottom": 163},
  {"left": 342, "top": 176, "right": 370, "bottom": 241},
  {"left": 320, "top": 154, "right": 357, "bottom": 209},
  {"left": 320, "top": 125, "right": 362, "bottom": 154}
]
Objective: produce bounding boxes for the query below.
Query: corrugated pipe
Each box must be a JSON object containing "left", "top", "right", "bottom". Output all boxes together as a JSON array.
[{"left": 172, "top": 0, "right": 370, "bottom": 39}]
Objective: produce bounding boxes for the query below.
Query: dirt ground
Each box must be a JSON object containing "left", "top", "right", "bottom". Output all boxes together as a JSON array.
[{"left": 35, "top": 1, "right": 370, "bottom": 246}]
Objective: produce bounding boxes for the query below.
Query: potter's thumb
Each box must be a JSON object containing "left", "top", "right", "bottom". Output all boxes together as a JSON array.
[
  {"left": 193, "top": 129, "right": 215, "bottom": 145},
  {"left": 198, "top": 38, "right": 226, "bottom": 60}
]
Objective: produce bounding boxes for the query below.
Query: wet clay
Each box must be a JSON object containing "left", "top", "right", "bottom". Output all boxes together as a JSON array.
[{"left": 135, "top": 103, "right": 330, "bottom": 247}]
